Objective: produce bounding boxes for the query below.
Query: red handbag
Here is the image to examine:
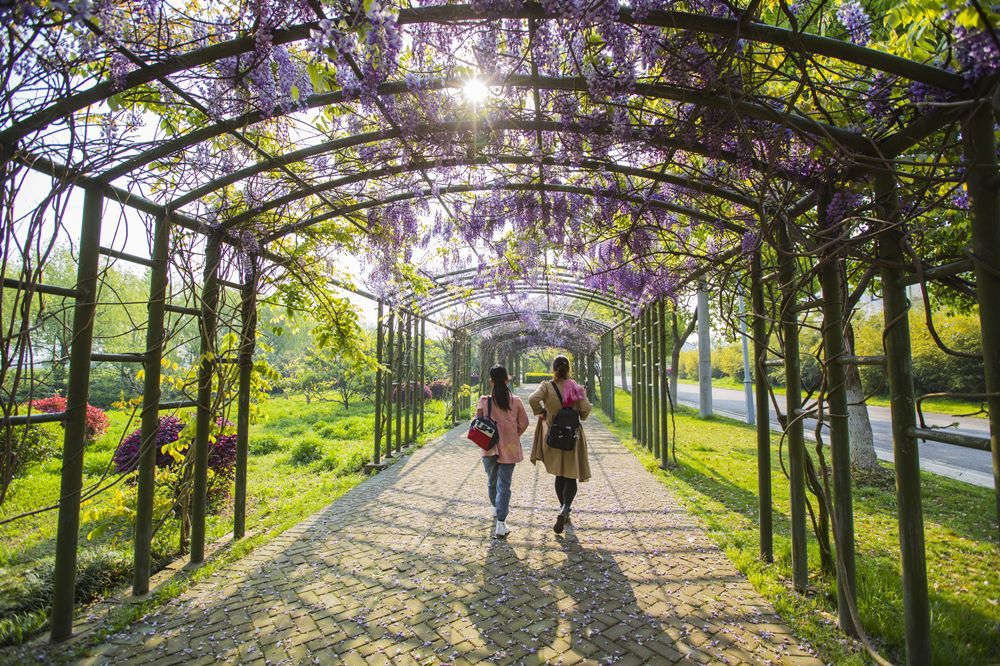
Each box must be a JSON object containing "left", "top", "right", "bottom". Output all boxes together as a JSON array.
[{"left": 467, "top": 397, "right": 500, "bottom": 451}]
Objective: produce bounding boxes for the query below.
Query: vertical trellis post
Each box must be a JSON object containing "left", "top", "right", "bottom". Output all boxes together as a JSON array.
[
  {"left": 395, "top": 312, "right": 404, "bottom": 454},
  {"left": 233, "top": 260, "right": 257, "bottom": 541},
  {"left": 133, "top": 212, "right": 170, "bottom": 595},
  {"left": 631, "top": 319, "right": 638, "bottom": 440},
  {"left": 652, "top": 302, "right": 661, "bottom": 460},
  {"left": 875, "top": 169, "right": 931, "bottom": 665},
  {"left": 373, "top": 301, "right": 384, "bottom": 465},
  {"left": 636, "top": 311, "right": 646, "bottom": 447},
  {"left": 645, "top": 307, "right": 654, "bottom": 452},
  {"left": 963, "top": 106, "right": 1000, "bottom": 535},
  {"left": 621, "top": 333, "right": 629, "bottom": 392},
  {"left": 658, "top": 299, "right": 670, "bottom": 470},
  {"left": 411, "top": 315, "right": 418, "bottom": 440},
  {"left": 50, "top": 188, "right": 103, "bottom": 641},
  {"left": 818, "top": 190, "right": 857, "bottom": 634},
  {"left": 191, "top": 232, "right": 220, "bottom": 564},
  {"left": 404, "top": 311, "right": 412, "bottom": 446},
  {"left": 751, "top": 250, "right": 773, "bottom": 563},
  {"left": 777, "top": 221, "right": 808, "bottom": 591},
  {"left": 450, "top": 332, "right": 459, "bottom": 423},
  {"left": 419, "top": 318, "right": 426, "bottom": 434},
  {"left": 465, "top": 334, "right": 472, "bottom": 415},
  {"left": 385, "top": 310, "right": 395, "bottom": 457}
]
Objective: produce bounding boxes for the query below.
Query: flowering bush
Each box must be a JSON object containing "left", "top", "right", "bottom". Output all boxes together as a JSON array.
[
  {"left": 30, "top": 394, "right": 109, "bottom": 441},
  {"left": 428, "top": 379, "right": 450, "bottom": 400},
  {"left": 112, "top": 416, "right": 186, "bottom": 473},
  {"left": 112, "top": 416, "right": 236, "bottom": 477}
]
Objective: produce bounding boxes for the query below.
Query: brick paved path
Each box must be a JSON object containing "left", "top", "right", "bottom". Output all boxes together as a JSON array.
[{"left": 74, "top": 409, "right": 819, "bottom": 665}]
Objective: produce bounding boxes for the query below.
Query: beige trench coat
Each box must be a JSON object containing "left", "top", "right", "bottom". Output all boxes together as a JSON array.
[{"left": 528, "top": 380, "right": 593, "bottom": 482}]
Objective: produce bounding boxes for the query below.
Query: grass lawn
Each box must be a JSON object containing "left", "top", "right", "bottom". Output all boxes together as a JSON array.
[
  {"left": 0, "top": 395, "right": 452, "bottom": 647},
  {"left": 597, "top": 390, "right": 999, "bottom": 666},
  {"left": 675, "top": 377, "right": 988, "bottom": 418}
]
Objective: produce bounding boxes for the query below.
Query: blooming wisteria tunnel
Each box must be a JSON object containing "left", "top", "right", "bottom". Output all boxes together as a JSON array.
[{"left": 1, "top": 0, "right": 998, "bottom": 663}]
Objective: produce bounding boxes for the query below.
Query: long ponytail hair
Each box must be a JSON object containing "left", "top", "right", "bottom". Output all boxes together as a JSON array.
[
  {"left": 489, "top": 365, "right": 512, "bottom": 411},
  {"left": 553, "top": 355, "right": 570, "bottom": 380}
]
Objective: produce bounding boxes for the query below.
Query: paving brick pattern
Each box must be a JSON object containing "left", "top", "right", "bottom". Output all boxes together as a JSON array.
[{"left": 72, "top": 407, "right": 820, "bottom": 665}]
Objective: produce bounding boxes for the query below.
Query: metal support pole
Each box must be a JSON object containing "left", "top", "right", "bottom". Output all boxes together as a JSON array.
[
  {"left": 738, "top": 276, "right": 755, "bottom": 426},
  {"left": 777, "top": 221, "right": 808, "bottom": 591},
  {"left": 450, "top": 334, "right": 458, "bottom": 423},
  {"left": 638, "top": 309, "right": 647, "bottom": 448},
  {"left": 631, "top": 320, "right": 638, "bottom": 440},
  {"left": 819, "top": 221, "right": 857, "bottom": 635},
  {"left": 395, "top": 313, "right": 403, "bottom": 454},
  {"left": 652, "top": 303, "right": 662, "bottom": 460},
  {"left": 234, "top": 262, "right": 257, "bottom": 541},
  {"left": 374, "top": 301, "right": 384, "bottom": 464},
  {"left": 50, "top": 188, "right": 103, "bottom": 642},
  {"left": 419, "top": 318, "right": 426, "bottom": 434},
  {"left": 751, "top": 250, "right": 773, "bottom": 562},
  {"left": 875, "top": 169, "right": 931, "bottom": 665},
  {"left": 697, "top": 283, "right": 713, "bottom": 418},
  {"left": 385, "top": 310, "right": 395, "bottom": 457},
  {"left": 404, "top": 312, "right": 412, "bottom": 446},
  {"left": 963, "top": 106, "right": 1000, "bottom": 536},
  {"left": 133, "top": 212, "right": 169, "bottom": 595},
  {"left": 658, "top": 299, "right": 670, "bottom": 470},
  {"left": 191, "top": 232, "right": 220, "bottom": 564}
]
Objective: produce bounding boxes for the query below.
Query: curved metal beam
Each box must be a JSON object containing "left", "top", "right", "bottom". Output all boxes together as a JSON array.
[
  {"left": 422, "top": 286, "right": 628, "bottom": 317},
  {"left": 0, "top": 4, "right": 963, "bottom": 152},
  {"left": 216, "top": 154, "right": 756, "bottom": 232},
  {"left": 162, "top": 120, "right": 756, "bottom": 209},
  {"left": 463, "top": 310, "right": 610, "bottom": 333},
  {"left": 263, "top": 181, "right": 742, "bottom": 242}
]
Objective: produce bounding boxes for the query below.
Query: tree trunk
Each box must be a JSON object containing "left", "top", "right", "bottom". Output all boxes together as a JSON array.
[{"left": 844, "top": 324, "right": 880, "bottom": 472}]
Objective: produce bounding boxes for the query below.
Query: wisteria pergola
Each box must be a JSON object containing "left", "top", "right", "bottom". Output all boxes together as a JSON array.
[{"left": 1, "top": 1, "right": 998, "bottom": 664}]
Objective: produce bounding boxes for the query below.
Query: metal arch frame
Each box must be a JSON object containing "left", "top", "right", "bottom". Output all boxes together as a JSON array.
[
  {"left": 219, "top": 154, "right": 755, "bottom": 232},
  {"left": 2, "top": 7, "right": 997, "bottom": 664},
  {"left": 409, "top": 264, "right": 640, "bottom": 310},
  {"left": 421, "top": 288, "right": 630, "bottom": 319},
  {"left": 0, "top": 4, "right": 966, "bottom": 152},
  {"left": 134, "top": 119, "right": 791, "bottom": 208},
  {"left": 262, "top": 181, "right": 742, "bottom": 243},
  {"left": 463, "top": 311, "right": 611, "bottom": 334}
]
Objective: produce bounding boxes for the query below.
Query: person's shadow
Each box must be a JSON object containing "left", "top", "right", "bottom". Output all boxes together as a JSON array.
[{"left": 465, "top": 529, "right": 669, "bottom": 662}]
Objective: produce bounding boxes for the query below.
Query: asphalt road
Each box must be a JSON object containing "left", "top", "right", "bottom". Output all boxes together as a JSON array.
[{"left": 664, "top": 382, "right": 994, "bottom": 489}]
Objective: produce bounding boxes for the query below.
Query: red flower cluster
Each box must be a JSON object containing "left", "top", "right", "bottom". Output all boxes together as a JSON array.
[{"left": 30, "top": 394, "right": 110, "bottom": 441}]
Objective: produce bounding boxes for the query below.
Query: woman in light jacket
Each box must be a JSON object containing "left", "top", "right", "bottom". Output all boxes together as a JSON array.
[
  {"left": 476, "top": 365, "right": 529, "bottom": 539},
  {"left": 529, "top": 355, "right": 592, "bottom": 534}
]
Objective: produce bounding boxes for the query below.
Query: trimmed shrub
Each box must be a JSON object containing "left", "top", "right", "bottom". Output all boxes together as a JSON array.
[
  {"left": 30, "top": 394, "right": 109, "bottom": 441},
  {"left": 112, "top": 416, "right": 236, "bottom": 477},
  {"left": 289, "top": 437, "right": 323, "bottom": 465},
  {"left": 250, "top": 433, "right": 283, "bottom": 455},
  {"left": 524, "top": 372, "right": 551, "bottom": 384},
  {"left": 112, "top": 416, "right": 185, "bottom": 472},
  {"left": 429, "top": 379, "right": 450, "bottom": 399}
]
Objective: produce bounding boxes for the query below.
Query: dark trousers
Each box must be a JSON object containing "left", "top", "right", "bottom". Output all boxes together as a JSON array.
[{"left": 555, "top": 475, "right": 577, "bottom": 513}]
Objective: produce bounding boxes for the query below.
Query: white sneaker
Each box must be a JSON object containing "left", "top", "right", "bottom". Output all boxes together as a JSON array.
[
  {"left": 491, "top": 504, "right": 497, "bottom": 519},
  {"left": 494, "top": 520, "right": 510, "bottom": 538}
]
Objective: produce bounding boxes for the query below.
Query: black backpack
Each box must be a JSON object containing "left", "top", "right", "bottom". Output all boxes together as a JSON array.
[{"left": 546, "top": 381, "right": 580, "bottom": 451}]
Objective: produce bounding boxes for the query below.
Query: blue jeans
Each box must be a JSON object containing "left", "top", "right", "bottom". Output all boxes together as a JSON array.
[{"left": 482, "top": 456, "right": 515, "bottom": 522}]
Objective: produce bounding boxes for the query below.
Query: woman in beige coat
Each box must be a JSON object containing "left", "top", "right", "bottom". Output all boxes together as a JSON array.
[{"left": 529, "top": 355, "right": 592, "bottom": 533}]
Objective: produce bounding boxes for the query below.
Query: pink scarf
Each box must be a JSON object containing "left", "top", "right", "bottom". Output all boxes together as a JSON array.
[{"left": 560, "top": 379, "right": 587, "bottom": 405}]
